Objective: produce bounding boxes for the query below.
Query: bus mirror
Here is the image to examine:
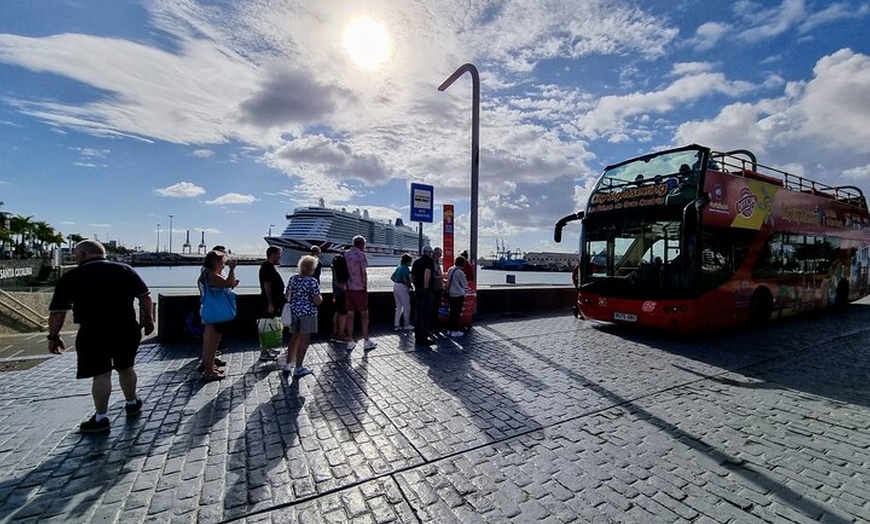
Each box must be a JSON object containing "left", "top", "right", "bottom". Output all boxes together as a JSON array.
[{"left": 554, "top": 212, "right": 584, "bottom": 243}]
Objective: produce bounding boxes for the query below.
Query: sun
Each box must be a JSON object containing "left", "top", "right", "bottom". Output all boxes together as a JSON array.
[{"left": 343, "top": 16, "right": 391, "bottom": 70}]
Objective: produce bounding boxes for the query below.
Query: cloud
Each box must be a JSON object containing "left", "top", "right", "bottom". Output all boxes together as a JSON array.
[
  {"left": 205, "top": 193, "right": 257, "bottom": 205},
  {"left": 844, "top": 165, "right": 870, "bottom": 180},
  {"left": 692, "top": 22, "right": 731, "bottom": 52},
  {"left": 154, "top": 181, "right": 206, "bottom": 198},
  {"left": 579, "top": 72, "right": 756, "bottom": 139},
  {"left": 674, "top": 49, "right": 870, "bottom": 185},
  {"left": 237, "top": 66, "right": 355, "bottom": 128},
  {"left": 793, "top": 49, "right": 870, "bottom": 152},
  {"left": 264, "top": 134, "right": 393, "bottom": 199},
  {"left": 464, "top": 1, "right": 678, "bottom": 72},
  {"left": 735, "top": 0, "right": 806, "bottom": 42},
  {"left": 0, "top": 32, "right": 260, "bottom": 144},
  {"left": 798, "top": 2, "right": 870, "bottom": 33},
  {"left": 192, "top": 149, "right": 214, "bottom": 158}
]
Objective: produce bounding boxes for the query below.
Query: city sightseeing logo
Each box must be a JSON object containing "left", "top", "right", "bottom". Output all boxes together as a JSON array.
[{"left": 736, "top": 187, "right": 758, "bottom": 218}]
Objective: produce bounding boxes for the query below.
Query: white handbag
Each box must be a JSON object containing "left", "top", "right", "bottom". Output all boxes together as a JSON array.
[{"left": 281, "top": 303, "right": 293, "bottom": 326}]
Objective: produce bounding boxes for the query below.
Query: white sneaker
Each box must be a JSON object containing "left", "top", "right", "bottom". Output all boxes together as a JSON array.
[
  {"left": 450, "top": 331, "right": 464, "bottom": 338},
  {"left": 282, "top": 363, "right": 295, "bottom": 373},
  {"left": 403, "top": 325, "right": 414, "bottom": 331},
  {"left": 394, "top": 326, "right": 402, "bottom": 332},
  {"left": 294, "top": 366, "right": 313, "bottom": 378},
  {"left": 363, "top": 339, "right": 378, "bottom": 351},
  {"left": 347, "top": 341, "right": 357, "bottom": 351}
]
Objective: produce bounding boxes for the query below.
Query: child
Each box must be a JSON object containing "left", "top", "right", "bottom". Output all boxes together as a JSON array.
[{"left": 283, "top": 255, "right": 323, "bottom": 378}]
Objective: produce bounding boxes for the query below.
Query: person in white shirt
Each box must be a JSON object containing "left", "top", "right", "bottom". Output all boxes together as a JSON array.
[{"left": 445, "top": 256, "right": 469, "bottom": 337}]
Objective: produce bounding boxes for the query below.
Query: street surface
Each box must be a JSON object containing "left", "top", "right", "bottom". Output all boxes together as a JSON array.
[{"left": 0, "top": 303, "right": 868, "bottom": 523}]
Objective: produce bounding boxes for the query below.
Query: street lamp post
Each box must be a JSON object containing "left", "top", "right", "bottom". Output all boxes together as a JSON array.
[
  {"left": 438, "top": 63, "right": 480, "bottom": 283},
  {"left": 168, "top": 215, "right": 174, "bottom": 254},
  {"left": 156, "top": 224, "right": 161, "bottom": 253}
]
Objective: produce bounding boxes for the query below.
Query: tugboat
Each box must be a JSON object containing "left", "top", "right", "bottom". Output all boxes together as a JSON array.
[{"left": 482, "top": 240, "right": 527, "bottom": 271}]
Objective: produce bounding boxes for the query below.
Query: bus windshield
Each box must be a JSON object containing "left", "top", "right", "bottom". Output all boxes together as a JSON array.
[
  {"left": 595, "top": 148, "right": 704, "bottom": 191},
  {"left": 584, "top": 217, "right": 683, "bottom": 296}
]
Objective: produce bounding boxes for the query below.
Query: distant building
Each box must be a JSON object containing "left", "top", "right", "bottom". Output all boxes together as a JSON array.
[{"left": 524, "top": 251, "right": 578, "bottom": 271}]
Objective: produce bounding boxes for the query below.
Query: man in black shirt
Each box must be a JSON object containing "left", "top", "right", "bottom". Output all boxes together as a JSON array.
[
  {"left": 310, "top": 245, "right": 323, "bottom": 282},
  {"left": 47, "top": 240, "right": 154, "bottom": 434},
  {"left": 411, "top": 245, "right": 437, "bottom": 346},
  {"left": 258, "top": 246, "right": 284, "bottom": 361}
]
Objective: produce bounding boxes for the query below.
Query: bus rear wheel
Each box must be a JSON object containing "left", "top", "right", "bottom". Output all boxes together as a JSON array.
[{"left": 748, "top": 288, "right": 773, "bottom": 326}]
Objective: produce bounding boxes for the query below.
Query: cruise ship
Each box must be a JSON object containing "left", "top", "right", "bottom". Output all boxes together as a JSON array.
[{"left": 265, "top": 200, "right": 429, "bottom": 267}]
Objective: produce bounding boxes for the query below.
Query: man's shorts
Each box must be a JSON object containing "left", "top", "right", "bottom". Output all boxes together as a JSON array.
[
  {"left": 345, "top": 289, "right": 368, "bottom": 312},
  {"left": 333, "top": 291, "right": 347, "bottom": 315},
  {"left": 75, "top": 322, "right": 142, "bottom": 379},
  {"left": 209, "top": 321, "right": 231, "bottom": 334},
  {"left": 288, "top": 314, "right": 318, "bottom": 334}
]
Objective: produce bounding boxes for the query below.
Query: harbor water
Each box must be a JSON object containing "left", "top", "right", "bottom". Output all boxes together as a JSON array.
[{"left": 137, "top": 265, "right": 573, "bottom": 296}]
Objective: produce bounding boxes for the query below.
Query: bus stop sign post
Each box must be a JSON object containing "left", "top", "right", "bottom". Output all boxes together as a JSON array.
[{"left": 411, "top": 183, "right": 434, "bottom": 253}]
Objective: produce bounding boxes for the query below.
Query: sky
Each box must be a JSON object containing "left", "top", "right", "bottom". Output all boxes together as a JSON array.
[{"left": 1, "top": 0, "right": 869, "bottom": 257}]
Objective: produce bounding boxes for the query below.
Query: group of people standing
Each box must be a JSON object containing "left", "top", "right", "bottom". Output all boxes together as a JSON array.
[
  {"left": 47, "top": 236, "right": 471, "bottom": 434},
  {"left": 394, "top": 245, "right": 472, "bottom": 346}
]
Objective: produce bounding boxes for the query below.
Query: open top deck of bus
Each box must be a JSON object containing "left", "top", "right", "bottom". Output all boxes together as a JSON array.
[
  {"left": 556, "top": 144, "right": 870, "bottom": 333},
  {"left": 706, "top": 147, "right": 867, "bottom": 211}
]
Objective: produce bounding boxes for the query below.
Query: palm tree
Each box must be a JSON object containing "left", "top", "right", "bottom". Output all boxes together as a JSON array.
[
  {"left": 32, "top": 221, "right": 57, "bottom": 256},
  {"left": 9, "top": 215, "right": 34, "bottom": 258},
  {"left": 0, "top": 212, "right": 11, "bottom": 258},
  {"left": 67, "top": 233, "right": 86, "bottom": 249}
]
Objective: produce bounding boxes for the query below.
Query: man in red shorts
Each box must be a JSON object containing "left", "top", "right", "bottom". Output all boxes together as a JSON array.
[
  {"left": 47, "top": 240, "right": 154, "bottom": 433},
  {"left": 344, "top": 235, "right": 377, "bottom": 351}
]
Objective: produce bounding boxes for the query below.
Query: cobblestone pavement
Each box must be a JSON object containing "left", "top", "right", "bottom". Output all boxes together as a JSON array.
[{"left": 0, "top": 303, "right": 868, "bottom": 523}]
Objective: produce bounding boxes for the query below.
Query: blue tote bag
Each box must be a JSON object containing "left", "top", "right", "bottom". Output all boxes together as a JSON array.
[{"left": 200, "top": 276, "right": 237, "bottom": 324}]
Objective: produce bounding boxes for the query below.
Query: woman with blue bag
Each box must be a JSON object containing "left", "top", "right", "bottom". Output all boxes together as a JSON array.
[{"left": 198, "top": 248, "right": 239, "bottom": 381}]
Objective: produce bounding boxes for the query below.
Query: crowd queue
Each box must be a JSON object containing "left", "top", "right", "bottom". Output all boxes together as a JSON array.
[{"left": 47, "top": 237, "right": 473, "bottom": 433}]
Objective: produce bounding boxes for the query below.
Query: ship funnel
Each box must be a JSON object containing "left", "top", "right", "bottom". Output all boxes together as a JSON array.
[
  {"left": 363, "top": 210, "right": 370, "bottom": 219},
  {"left": 395, "top": 217, "right": 404, "bottom": 227}
]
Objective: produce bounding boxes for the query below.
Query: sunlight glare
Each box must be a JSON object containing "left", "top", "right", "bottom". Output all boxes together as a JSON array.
[{"left": 343, "top": 16, "right": 391, "bottom": 70}]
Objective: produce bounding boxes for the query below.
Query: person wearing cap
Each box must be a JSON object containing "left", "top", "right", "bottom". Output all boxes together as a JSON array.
[
  {"left": 411, "top": 245, "right": 437, "bottom": 346},
  {"left": 47, "top": 239, "right": 154, "bottom": 433}
]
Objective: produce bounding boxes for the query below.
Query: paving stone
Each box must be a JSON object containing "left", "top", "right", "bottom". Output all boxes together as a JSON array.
[{"left": 2, "top": 308, "right": 870, "bottom": 522}]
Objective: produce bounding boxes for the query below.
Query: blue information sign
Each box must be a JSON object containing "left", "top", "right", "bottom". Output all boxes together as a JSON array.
[{"left": 410, "top": 183, "right": 434, "bottom": 223}]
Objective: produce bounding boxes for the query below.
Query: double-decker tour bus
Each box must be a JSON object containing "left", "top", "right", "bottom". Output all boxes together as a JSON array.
[{"left": 554, "top": 144, "right": 870, "bottom": 332}]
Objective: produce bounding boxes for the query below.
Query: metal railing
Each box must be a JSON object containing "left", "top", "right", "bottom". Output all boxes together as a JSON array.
[
  {"left": 713, "top": 150, "right": 868, "bottom": 211},
  {"left": 0, "top": 289, "right": 48, "bottom": 330}
]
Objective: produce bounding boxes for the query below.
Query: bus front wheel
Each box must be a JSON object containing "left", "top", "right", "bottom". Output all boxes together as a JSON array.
[{"left": 748, "top": 288, "right": 773, "bottom": 326}]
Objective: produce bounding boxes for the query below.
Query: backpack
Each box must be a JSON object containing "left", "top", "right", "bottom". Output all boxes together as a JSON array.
[{"left": 332, "top": 253, "right": 349, "bottom": 284}]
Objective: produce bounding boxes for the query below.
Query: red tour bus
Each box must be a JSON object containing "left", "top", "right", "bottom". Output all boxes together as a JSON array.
[{"left": 554, "top": 144, "right": 870, "bottom": 332}]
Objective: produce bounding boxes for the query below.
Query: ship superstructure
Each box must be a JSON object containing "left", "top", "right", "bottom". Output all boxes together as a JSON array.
[{"left": 265, "top": 200, "right": 429, "bottom": 267}]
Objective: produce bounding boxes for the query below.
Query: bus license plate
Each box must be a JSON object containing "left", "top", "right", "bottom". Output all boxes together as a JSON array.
[{"left": 613, "top": 312, "right": 638, "bottom": 322}]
